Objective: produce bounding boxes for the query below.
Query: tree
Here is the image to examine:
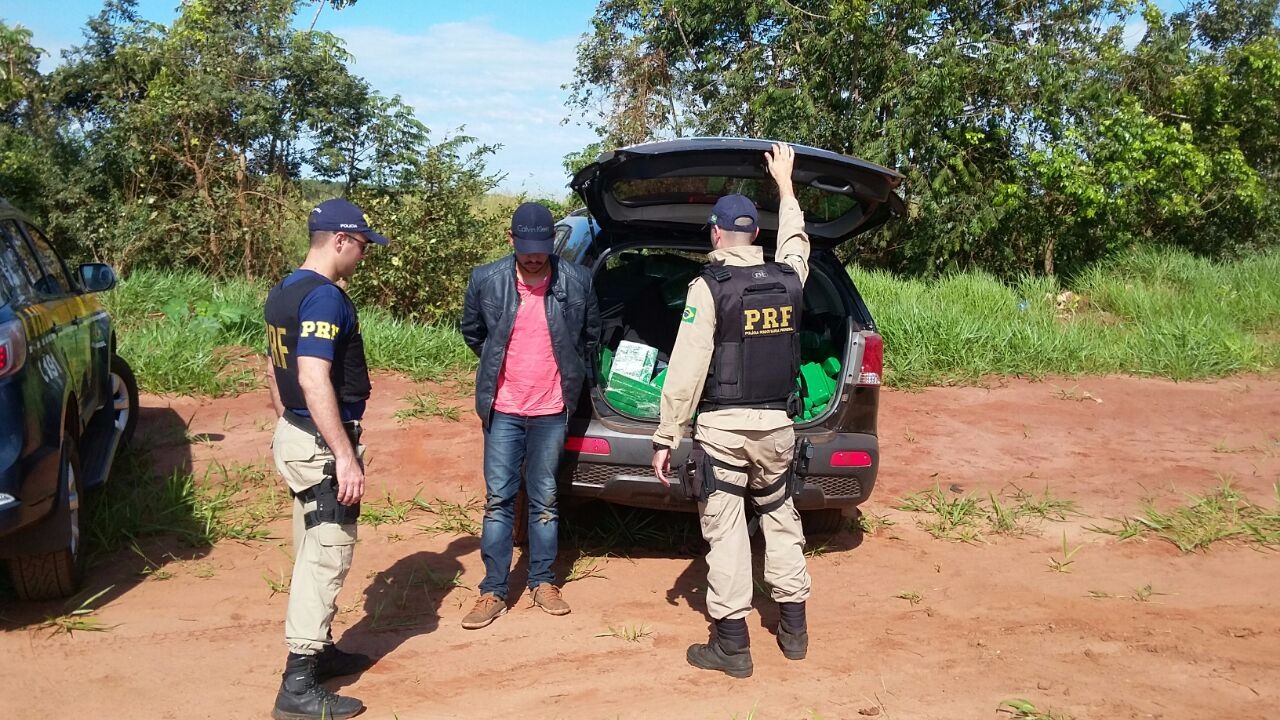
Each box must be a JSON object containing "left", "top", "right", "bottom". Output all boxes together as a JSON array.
[{"left": 569, "top": 0, "right": 1280, "bottom": 277}]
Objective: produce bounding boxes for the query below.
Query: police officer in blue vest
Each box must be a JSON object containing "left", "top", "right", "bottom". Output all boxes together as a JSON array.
[{"left": 264, "top": 198, "right": 387, "bottom": 720}]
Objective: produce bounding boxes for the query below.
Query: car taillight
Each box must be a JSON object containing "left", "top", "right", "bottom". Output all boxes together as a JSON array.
[
  {"left": 857, "top": 333, "right": 883, "bottom": 386},
  {"left": 831, "top": 451, "right": 873, "bottom": 467},
  {"left": 0, "top": 319, "right": 28, "bottom": 379},
  {"left": 564, "top": 436, "right": 611, "bottom": 455}
]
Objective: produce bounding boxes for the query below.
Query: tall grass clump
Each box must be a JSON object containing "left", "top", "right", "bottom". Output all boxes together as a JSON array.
[
  {"left": 105, "top": 269, "right": 475, "bottom": 396},
  {"left": 851, "top": 247, "right": 1280, "bottom": 387}
]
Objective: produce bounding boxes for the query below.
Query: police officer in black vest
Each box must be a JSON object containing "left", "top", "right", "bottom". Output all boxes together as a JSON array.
[
  {"left": 652, "top": 143, "right": 813, "bottom": 679},
  {"left": 264, "top": 198, "right": 387, "bottom": 719}
]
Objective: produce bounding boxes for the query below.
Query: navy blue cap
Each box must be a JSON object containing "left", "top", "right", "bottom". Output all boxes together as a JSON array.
[
  {"left": 510, "top": 202, "right": 555, "bottom": 255},
  {"left": 308, "top": 198, "right": 389, "bottom": 246},
  {"left": 707, "top": 194, "right": 759, "bottom": 233}
]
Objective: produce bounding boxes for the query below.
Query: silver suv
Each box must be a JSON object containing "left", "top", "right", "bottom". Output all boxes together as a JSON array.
[{"left": 553, "top": 138, "right": 903, "bottom": 533}]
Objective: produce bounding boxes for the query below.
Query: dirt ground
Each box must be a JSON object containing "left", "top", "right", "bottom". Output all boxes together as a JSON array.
[{"left": 2, "top": 373, "right": 1278, "bottom": 720}]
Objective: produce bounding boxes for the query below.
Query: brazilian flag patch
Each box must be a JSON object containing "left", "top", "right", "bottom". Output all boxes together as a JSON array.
[{"left": 682, "top": 306, "right": 697, "bottom": 324}]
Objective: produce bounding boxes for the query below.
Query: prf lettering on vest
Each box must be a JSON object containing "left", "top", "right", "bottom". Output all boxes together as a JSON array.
[
  {"left": 267, "top": 324, "right": 289, "bottom": 368},
  {"left": 742, "top": 305, "right": 795, "bottom": 336},
  {"left": 300, "top": 321, "right": 340, "bottom": 340}
]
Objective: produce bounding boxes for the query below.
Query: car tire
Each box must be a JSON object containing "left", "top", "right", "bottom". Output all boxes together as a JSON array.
[
  {"left": 8, "top": 428, "right": 86, "bottom": 601},
  {"left": 800, "top": 508, "right": 845, "bottom": 537},
  {"left": 110, "top": 354, "right": 139, "bottom": 447}
]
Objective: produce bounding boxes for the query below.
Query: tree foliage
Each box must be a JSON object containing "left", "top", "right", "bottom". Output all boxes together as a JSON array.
[
  {"left": 1, "top": 0, "right": 504, "bottom": 322},
  {"left": 569, "top": 0, "right": 1280, "bottom": 277}
]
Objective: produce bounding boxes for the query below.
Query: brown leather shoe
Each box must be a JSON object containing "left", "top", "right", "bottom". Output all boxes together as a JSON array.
[
  {"left": 461, "top": 593, "right": 507, "bottom": 629},
  {"left": 531, "top": 584, "right": 571, "bottom": 616}
]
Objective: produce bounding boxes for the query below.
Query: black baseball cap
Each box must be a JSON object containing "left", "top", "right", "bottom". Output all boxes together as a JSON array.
[
  {"left": 510, "top": 202, "right": 555, "bottom": 255},
  {"left": 706, "top": 194, "right": 759, "bottom": 233},
  {"left": 308, "top": 198, "right": 389, "bottom": 246}
]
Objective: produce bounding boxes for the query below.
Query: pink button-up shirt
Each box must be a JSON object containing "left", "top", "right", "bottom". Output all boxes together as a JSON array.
[{"left": 493, "top": 274, "right": 564, "bottom": 416}]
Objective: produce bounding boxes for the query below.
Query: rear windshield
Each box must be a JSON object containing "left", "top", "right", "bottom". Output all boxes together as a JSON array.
[{"left": 609, "top": 176, "right": 858, "bottom": 224}]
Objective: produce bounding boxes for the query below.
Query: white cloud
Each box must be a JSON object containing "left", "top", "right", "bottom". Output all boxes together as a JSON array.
[{"left": 334, "top": 20, "right": 598, "bottom": 197}]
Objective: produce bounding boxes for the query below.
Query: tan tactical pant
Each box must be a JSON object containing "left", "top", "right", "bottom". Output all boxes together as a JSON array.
[
  {"left": 272, "top": 418, "right": 362, "bottom": 655},
  {"left": 694, "top": 423, "right": 812, "bottom": 621}
]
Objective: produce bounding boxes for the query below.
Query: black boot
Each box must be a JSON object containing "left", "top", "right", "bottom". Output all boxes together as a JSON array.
[
  {"left": 777, "top": 601, "right": 808, "bottom": 660},
  {"left": 272, "top": 652, "right": 365, "bottom": 720},
  {"left": 315, "top": 644, "right": 374, "bottom": 681},
  {"left": 686, "top": 618, "right": 753, "bottom": 678}
]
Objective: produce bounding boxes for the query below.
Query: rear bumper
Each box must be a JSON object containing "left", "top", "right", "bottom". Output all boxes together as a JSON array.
[{"left": 558, "top": 420, "right": 878, "bottom": 512}]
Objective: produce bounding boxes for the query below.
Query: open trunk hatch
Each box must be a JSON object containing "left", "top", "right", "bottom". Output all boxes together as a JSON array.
[{"left": 570, "top": 137, "right": 905, "bottom": 251}]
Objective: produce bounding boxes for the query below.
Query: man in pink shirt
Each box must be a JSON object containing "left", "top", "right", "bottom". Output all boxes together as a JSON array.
[{"left": 459, "top": 202, "right": 600, "bottom": 629}]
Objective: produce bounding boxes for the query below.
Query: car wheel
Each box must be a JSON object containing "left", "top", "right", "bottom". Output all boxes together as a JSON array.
[
  {"left": 110, "top": 354, "right": 140, "bottom": 447},
  {"left": 8, "top": 429, "right": 86, "bottom": 601},
  {"left": 800, "top": 508, "right": 845, "bottom": 537}
]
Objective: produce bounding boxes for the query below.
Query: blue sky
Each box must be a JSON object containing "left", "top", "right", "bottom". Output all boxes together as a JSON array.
[{"left": 0, "top": 0, "right": 602, "bottom": 196}]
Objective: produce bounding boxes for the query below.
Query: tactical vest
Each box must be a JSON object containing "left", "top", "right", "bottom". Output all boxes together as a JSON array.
[
  {"left": 264, "top": 272, "right": 371, "bottom": 411},
  {"left": 699, "top": 261, "right": 804, "bottom": 412}
]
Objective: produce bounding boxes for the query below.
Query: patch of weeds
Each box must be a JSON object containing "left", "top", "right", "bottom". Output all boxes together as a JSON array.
[
  {"left": 998, "top": 699, "right": 1073, "bottom": 719},
  {"left": 987, "top": 492, "right": 1024, "bottom": 534},
  {"left": 92, "top": 454, "right": 282, "bottom": 552},
  {"left": 1053, "top": 385, "right": 1102, "bottom": 403},
  {"left": 898, "top": 484, "right": 1080, "bottom": 542},
  {"left": 1130, "top": 584, "right": 1166, "bottom": 602},
  {"left": 896, "top": 486, "right": 985, "bottom": 542},
  {"left": 894, "top": 590, "right": 923, "bottom": 606},
  {"left": 37, "top": 586, "right": 116, "bottom": 636},
  {"left": 415, "top": 496, "right": 482, "bottom": 536},
  {"left": 1046, "top": 532, "right": 1082, "bottom": 573},
  {"left": 1212, "top": 439, "right": 1243, "bottom": 454},
  {"left": 191, "top": 562, "right": 217, "bottom": 579},
  {"left": 263, "top": 568, "right": 290, "bottom": 598},
  {"left": 394, "top": 391, "right": 460, "bottom": 423},
  {"left": 1009, "top": 485, "right": 1081, "bottom": 522},
  {"left": 1089, "top": 480, "right": 1280, "bottom": 552},
  {"left": 595, "top": 623, "right": 652, "bottom": 642},
  {"left": 856, "top": 511, "right": 895, "bottom": 535},
  {"left": 565, "top": 552, "right": 608, "bottom": 582},
  {"left": 130, "top": 543, "right": 174, "bottom": 581},
  {"left": 805, "top": 541, "right": 831, "bottom": 557},
  {"left": 360, "top": 491, "right": 419, "bottom": 527},
  {"left": 563, "top": 502, "right": 701, "bottom": 554}
]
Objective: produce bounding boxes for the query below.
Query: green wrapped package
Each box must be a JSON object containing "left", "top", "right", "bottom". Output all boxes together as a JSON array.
[{"left": 822, "top": 356, "right": 841, "bottom": 377}]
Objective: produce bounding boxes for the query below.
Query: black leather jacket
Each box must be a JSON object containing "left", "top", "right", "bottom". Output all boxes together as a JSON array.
[{"left": 460, "top": 254, "right": 600, "bottom": 429}]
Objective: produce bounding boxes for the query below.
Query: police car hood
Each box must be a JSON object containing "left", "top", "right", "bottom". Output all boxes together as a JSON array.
[{"left": 569, "top": 138, "right": 905, "bottom": 250}]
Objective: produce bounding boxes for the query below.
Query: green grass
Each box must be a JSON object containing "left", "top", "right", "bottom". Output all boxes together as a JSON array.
[
  {"left": 999, "top": 699, "right": 1073, "bottom": 720},
  {"left": 105, "top": 269, "right": 476, "bottom": 396},
  {"left": 895, "top": 484, "right": 1081, "bottom": 542},
  {"left": 851, "top": 247, "right": 1280, "bottom": 387},
  {"left": 89, "top": 453, "right": 284, "bottom": 552},
  {"left": 108, "top": 247, "right": 1279, "bottom": 396},
  {"left": 1089, "top": 480, "right": 1280, "bottom": 552},
  {"left": 393, "top": 391, "right": 462, "bottom": 423}
]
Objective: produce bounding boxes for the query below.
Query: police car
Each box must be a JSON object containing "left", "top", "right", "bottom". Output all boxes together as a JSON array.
[
  {"left": 555, "top": 138, "right": 903, "bottom": 534},
  {"left": 0, "top": 199, "right": 139, "bottom": 600}
]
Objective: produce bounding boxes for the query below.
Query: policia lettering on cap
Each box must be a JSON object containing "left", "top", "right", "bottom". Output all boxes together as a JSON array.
[
  {"left": 651, "top": 143, "right": 814, "bottom": 679},
  {"left": 264, "top": 198, "right": 388, "bottom": 720}
]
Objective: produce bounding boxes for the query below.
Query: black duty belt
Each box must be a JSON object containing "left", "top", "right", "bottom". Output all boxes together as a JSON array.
[{"left": 283, "top": 411, "right": 363, "bottom": 451}]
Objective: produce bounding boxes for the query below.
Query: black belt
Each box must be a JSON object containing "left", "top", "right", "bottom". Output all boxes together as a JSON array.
[
  {"left": 283, "top": 411, "right": 363, "bottom": 450},
  {"left": 698, "top": 400, "right": 790, "bottom": 413}
]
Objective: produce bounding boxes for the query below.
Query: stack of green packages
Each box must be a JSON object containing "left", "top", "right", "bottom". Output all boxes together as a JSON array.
[
  {"left": 795, "top": 331, "right": 842, "bottom": 423},
  {"left": 602, "top": 340, "right": 665, "bottom": 418},
  {"left": 597, "top": 334, "right": 842, "bottom": 423}
]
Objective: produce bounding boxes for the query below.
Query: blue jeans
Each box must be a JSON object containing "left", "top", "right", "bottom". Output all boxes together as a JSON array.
[{"left": 479, "top": 410, "right": 567, "bottom": 598}]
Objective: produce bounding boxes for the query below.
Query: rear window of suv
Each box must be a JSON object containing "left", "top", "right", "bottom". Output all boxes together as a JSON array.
[{"left": 610, "top": 176, "right": 858, "bottom": 224}]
